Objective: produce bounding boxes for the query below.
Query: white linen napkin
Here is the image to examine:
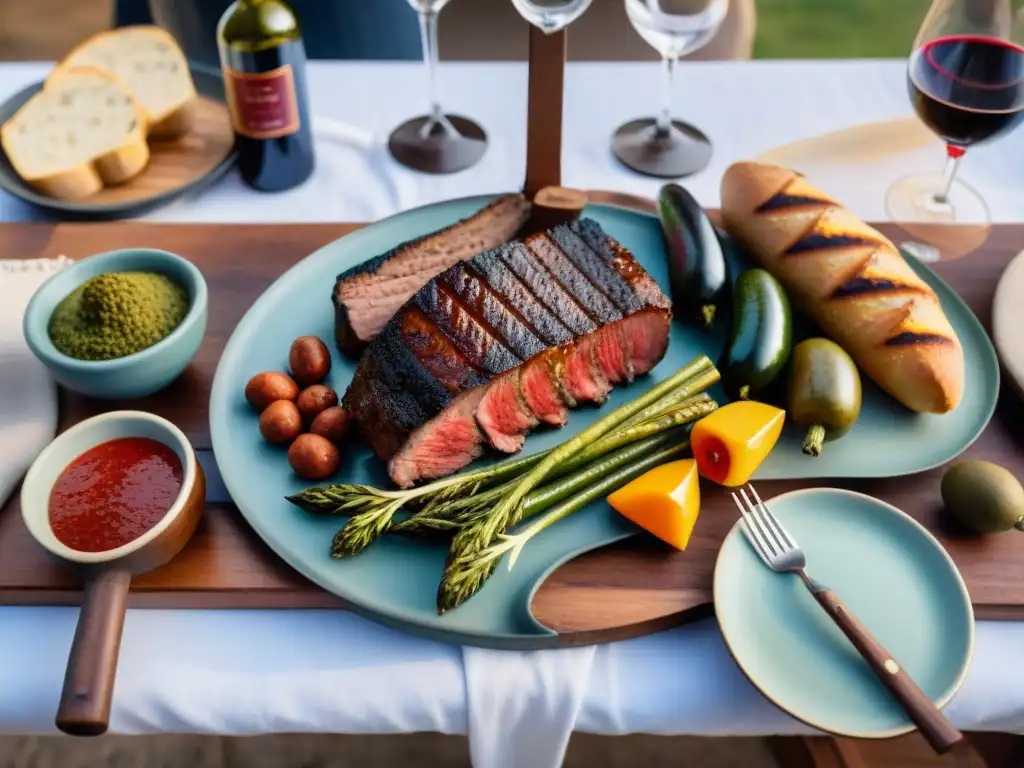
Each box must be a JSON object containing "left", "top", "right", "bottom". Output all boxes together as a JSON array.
[
  {"left": 463, "top": 645, "right": 597, "bottom": 768},
  {"left": 0, "top": 257, "right": 71, "bottom": 507}
]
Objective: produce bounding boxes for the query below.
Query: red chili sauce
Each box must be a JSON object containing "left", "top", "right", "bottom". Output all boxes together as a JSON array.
[{"left": 48, "top": 437, "right": 184, "bottom": 553}]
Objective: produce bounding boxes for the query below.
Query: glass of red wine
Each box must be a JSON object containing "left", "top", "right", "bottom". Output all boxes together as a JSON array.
[
  {"left": 886, "top": 0, "right": 1024, "bottom": 232},
  {"left": 388, "top": 0, "right": 488, "bottom": 174}
]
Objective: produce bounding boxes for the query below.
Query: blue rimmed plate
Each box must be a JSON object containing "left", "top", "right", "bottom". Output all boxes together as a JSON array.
[
  {"left": 714, "top": 487, "right": 974, "bottom": 738},
  {"left": 209, "top": 195, "right": 996, "bottom": 648}
]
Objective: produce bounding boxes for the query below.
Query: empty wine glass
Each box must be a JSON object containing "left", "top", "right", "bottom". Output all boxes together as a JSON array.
[
  {"left": 511, "top": 0, "right": 594, "bottom": 33},
  {"left": 613, "top": 0, "right": 728, "bottom": 178},
  {"left": 388, "top": 0, "right": 488, "bottom": 174},
  {"left": 885, "top": 0, "right": 1024, "bottom": 236}
]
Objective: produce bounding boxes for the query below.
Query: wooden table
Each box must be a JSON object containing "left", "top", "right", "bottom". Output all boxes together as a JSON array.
[
  {"left": 2, "top": 215, "right": 1024, "bottom": 645},
  {"left": 3, "top": 215, "right": 1024, "bottom": 767}
]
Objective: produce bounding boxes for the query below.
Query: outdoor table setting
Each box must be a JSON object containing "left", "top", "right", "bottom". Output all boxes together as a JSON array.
[{"left": 4, "top": 0, "right": 1024, "bottom": 767}]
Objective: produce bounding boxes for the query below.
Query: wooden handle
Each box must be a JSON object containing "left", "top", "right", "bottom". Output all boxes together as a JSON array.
[
  {"left": 523, "top": 25, "right": 567, "bottom": 198},
  {"left": 811, "top": 587, "right": 963, "bottom": 755},
  {"left": 56, "top": 568, "right": 131, "bottom": 737},
  {"left": 519, "top": 186, "right": 588, "bottom": 238}
]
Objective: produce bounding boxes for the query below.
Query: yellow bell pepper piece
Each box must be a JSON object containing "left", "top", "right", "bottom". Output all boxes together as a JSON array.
[
  {"left": 607, "top": 459, "right": 701, "bottom": 551},
  {"left": 690, "top": 401, "right": 785, "bottom": 487}
]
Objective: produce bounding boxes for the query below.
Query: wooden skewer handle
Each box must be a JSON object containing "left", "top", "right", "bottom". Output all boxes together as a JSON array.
[{"left": 810, "top": 585, "right": 963, "bottom": 755}]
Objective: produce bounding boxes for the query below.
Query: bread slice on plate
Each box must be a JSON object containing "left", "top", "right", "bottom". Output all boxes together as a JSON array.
[
  {"left": 1, "top": 66, "right": 150, "bottom": 200},
  {"left": 54, "top": 25, "right": 197, "bottom": 139}
]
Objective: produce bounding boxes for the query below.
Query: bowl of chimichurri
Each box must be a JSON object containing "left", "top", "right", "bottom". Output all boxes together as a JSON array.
[{"left": 23, "top": 247, "right": 208, "bottom": 399}]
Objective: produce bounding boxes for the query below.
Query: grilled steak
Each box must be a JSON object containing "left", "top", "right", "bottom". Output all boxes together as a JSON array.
[
  {"left": 332, "top": 193, "right": 531, "bottom": 357},
  {"left": 343, "top": 218, "right": 672, "bottom": 488}
]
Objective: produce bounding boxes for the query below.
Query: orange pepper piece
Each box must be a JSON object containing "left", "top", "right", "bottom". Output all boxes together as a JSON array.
[
  {"left": 690, "top": 401, "right": 785, "bottom": 487},
  {"left": 607, "top": 459, "right": 700, "bottom": 551}
]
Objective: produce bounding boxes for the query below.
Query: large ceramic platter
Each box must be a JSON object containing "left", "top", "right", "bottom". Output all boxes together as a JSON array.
[
  {"left": 715, "top": 488, "right": 973, "bottom": 738},
  {"left": 209, "top": 194, "right": 998, "bottom": 648}
]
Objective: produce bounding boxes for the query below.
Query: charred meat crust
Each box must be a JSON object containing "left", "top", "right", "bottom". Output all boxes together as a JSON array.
[
  {"left": 341, "top": 316, "right": 455, "bottom": 461},
  {"left": 332, "top": 193, "right": 531, "bottom": 358},
  {"left": 344, "top": 218, "right": 672, "bottom": 483},
  {"left": 496, "top": 242, "right": 597, "bottom": 336}
]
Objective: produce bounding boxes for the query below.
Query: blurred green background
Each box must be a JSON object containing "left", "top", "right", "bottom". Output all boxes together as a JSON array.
[{"left": 754, "top": 0, "right": 930, "bottom": 58}]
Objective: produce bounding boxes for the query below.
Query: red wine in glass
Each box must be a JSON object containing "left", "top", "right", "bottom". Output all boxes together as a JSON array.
[
  {"left": 886, "top": 0, "right": 1024, "bottom": 240},
  {"left": 908, "top": 35, "right": 1024, "bottom": 147}
]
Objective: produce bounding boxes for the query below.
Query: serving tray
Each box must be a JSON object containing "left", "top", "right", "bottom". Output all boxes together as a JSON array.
[
  {"left": 0, "top": 67, "right": 237, "bottom": 220},
  {"left": 1, "top": 214, "right": 1021, "bottom": 649},
  {"left": 208, "top": 196, "right": 997, "bottom": 648}
]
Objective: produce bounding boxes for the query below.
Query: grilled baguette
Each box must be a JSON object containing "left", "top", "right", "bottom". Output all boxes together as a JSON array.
[{"left": 720, "top": 161, "right": 963, "bottom": 414}]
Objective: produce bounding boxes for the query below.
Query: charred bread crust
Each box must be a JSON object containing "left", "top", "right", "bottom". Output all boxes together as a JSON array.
[{"left": 721, "top": 161, "right": 964, "bottom": 414}]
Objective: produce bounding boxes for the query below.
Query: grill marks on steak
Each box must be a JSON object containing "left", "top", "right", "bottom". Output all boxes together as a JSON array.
[
  {"left": 343, "top": 219, "right": 672, "bottom": 486},
  {"left": 412, "top": 280, "right": 521, "bottom": 375},
  {"left": 332, "top": 193, "right": 531, "bottom": 357}
]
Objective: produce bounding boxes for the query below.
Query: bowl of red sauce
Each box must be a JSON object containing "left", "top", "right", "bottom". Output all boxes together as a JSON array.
[
  {"left": 20, "top": 410, "right": 205, "bottom": 736},
  {"left": 22, "top": 410, "right": 204, "bottom": 565}
]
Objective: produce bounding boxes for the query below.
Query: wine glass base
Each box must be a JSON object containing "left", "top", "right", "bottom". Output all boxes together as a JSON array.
[
  {"left": 884, "top": 172, "right": 991, "bottom": 259},
  {"left": 388, "top": 115, "right": 488, "bottom": 175},
  {"left": 611, "top": 118, "right": 713, "bottom": 179}
]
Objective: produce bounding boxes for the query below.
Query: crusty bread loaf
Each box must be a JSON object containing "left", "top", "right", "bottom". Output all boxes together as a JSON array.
[
  {"left": 54, "top": 25, "right": 196, "bottom": 139},
  {"left": 720, "top": 161, "right": 964, "bottom": 414},
  {"left": 1, "top": 67, "right": 150, "bottom": 200}
]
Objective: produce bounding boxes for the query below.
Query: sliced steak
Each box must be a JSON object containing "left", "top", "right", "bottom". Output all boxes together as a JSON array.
[
  {"left": 519, "top": 353, "right": 570, "bottom": 426},
  {"left": 389, "top": 389, "right": 487, "bottom": 489},
  {"left": 475, "top": 369, "right": 539, "bottom": 454},
  {"left": 561, "top": 339, "right": 612, "bottom": 405},
  {"left": 343, "top": 218, "right": 672, "bottom": 487},
  {"left": 622, "top": 309, "right": 672, "bottom": 375},
  {"left": 332, "top": 193, "right": 531, "bottom": 357}
]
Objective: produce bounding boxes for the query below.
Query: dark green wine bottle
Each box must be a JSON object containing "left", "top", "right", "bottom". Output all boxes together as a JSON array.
[{"left": 217, "top": 0, "right": 315, "bottom": 192}]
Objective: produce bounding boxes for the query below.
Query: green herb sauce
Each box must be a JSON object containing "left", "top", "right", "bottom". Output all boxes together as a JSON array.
[{"left": 48, "top": 271, "right": 189, "bottom": 361}]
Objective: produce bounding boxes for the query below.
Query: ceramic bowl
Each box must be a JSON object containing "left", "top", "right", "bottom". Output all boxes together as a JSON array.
[
  {"left": 23, "top": 248, "right": 208, "bottom": 399},
  {"left": 21, "top": 410, "right": 206, "bottom": 570},
  {"left": 21, "top": 410, "right": 206, "bottom": 737}
]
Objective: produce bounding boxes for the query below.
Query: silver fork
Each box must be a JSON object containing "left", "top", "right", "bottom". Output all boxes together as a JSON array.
[{"left": 733, "top": 485, "right": 963, "bottom": 756}]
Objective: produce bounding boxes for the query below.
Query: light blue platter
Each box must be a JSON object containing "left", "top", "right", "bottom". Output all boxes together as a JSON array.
[
  {"left": 209, "top": 194, "right": 998, "bottom": 648},
  {"left": 714, "top": 488, "right": 974, "bottom": 738}
]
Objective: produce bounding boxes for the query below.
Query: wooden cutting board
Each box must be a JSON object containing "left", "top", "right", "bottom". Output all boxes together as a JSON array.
[{"left": 2, "top": 215, "right": 1024, "bottom": 646}]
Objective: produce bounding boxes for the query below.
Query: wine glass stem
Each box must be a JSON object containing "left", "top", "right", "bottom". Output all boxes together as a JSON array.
[
  {"left": 418, "top": 10, "right": 444, "bottom": 125},
  {"left": 656, "top": 55, "right": 677, "bottom": 136},
  {"left": 934, "top": 150, "right": 963, "bottom": 205}
]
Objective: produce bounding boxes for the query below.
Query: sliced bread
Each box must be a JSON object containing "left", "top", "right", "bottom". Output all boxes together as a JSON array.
[
  {"left": 1, "top": 67, "right": 150, "bottom": 200},
  {"left": 55, "top": 25, "right": 197, "bottom": 139}
]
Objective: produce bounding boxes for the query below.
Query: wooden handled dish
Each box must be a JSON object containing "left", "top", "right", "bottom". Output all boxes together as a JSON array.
[{"left": 19, "top": 410, "right": 205, "bottom": 736}]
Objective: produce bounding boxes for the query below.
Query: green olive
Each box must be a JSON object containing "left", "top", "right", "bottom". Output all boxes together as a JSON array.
[{"left": 787, "top": 338, "right": 862, "bottom": 457}]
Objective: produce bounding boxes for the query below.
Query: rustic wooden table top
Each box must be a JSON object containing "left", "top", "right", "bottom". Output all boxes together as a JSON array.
[{"left": 2, "top": 215, "right": 1022, "bottom": 646}]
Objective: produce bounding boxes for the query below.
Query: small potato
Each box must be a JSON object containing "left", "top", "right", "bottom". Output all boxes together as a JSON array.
[
  {"left": 297, "top": 384, "right": 338, "bottom": 424},
  {"left": 288, "top": 433, "right": 341, "bottom": 480},
  {"left": 245, "top": 371, "right": 299, "bottom": 411},
  {"left": 259, "top": 400, "right": 302, "bottom": 445},
  {"left": 289, "top": 336, "right": 331, "bottom": 386},
  {"left": 310, "top": 406, "right": 353, "bottom": 444}
]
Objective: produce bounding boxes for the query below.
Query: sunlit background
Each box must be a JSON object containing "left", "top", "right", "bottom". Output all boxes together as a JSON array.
[{"left": 2, "top": 0, "right": 938, "bottom": 62}]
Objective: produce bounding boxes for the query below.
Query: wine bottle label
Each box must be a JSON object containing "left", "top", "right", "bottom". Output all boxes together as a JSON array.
[{"left": 224, "top": 64, "right": 301, "bottom": 140}]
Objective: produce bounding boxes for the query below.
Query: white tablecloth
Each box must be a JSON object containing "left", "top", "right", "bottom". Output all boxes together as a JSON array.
[{"left": 3, "top": 59, "right": 1024, "bottom": 767}]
